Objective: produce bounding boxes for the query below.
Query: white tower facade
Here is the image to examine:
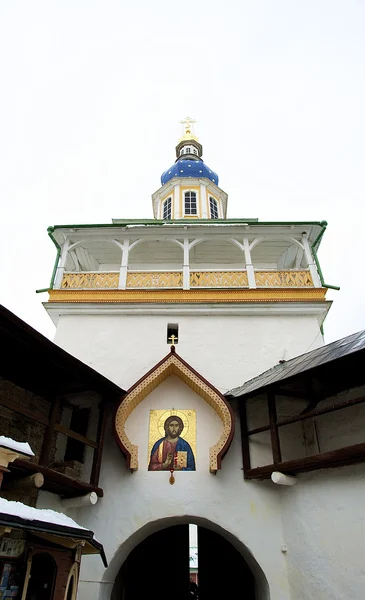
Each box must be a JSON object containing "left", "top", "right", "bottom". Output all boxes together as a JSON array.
[
  {"left": 44, "top": 119, "right": 329, "bottom": 392},
  {"left": 40, "top": 121, "right": 334, "bottom": 600}
]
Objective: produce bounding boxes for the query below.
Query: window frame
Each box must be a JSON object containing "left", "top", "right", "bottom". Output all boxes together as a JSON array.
[
  {"left": 162, "top": 197, "right": 172, "bottom": 220},
  {"left": 209, "top": 196, "right": 219, "bottom": 219},
  {"left": 184, "top": 190, "right": 198, "bottom": 216}
]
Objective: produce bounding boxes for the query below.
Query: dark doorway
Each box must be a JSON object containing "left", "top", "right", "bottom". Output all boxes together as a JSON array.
[
  {"left": 26, "top": 553, "right": 57, "bottom": 600},
  {"left": 112, "top": 524, "right": 256, "bottom": 600},
  {"left": 113, "top": 525, "right": 189, "bottom": 600},
  {"left": 198, "top": 526, "right": 255, "bottom": 599}
]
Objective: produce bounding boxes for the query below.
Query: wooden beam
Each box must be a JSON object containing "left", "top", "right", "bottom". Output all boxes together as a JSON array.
[
  {"left": 276, "top": 393, "right": 365, "bottom": 429},
  {"left": 12, "top": 459, "right": 104, "bottom": 497},
  {"left": 239, "top": 400, "right": 251, "bottom": 474},
  {"left": 2, "top": 473, "right": 44, "bottom": 492},
  {"left": 245, "top": 442, "right": 365, "bottom": 479},
  {"left": 246, "top": 394, "right": 365, "bottom": 437},
  {"left": 90, "top": 403, "right": 107, "bottom": 487},
  {"left": 267, "top": 391, "right": 281, "bottom": 463},
  {"left": 246, "top": 423, "right": 271, "bottom": 436},
  {"left": 274, "top": 388, "right": 308, "bottom": 400},
  {"left": 0, "top": 397, "right": 49, "bottom": 426},
  {"left": 39, "top": 397, "right": 60, "bottom": 466},
  {"left": 54, "top": 424, "right": 98, "bottom": 449}
]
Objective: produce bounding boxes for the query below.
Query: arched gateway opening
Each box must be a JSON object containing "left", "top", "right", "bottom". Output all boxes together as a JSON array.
[{"left": 110, "top": 521, "right": 268, "bottom": 600}]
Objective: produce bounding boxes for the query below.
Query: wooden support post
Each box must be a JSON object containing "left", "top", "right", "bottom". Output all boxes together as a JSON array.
[
  {"left": 183, "top": 239, "right": 190, "bottom": 290},
  {"left": 39, "top": 397, "right": 61, "bottom": 467},
  {"left": 0, "top": 468, "right": 9, "bottom": 490},
  {"left": 243, "top": 237, "right": 256, "bottom": 288},
  {"left": 90, "top": 403, "right": 108, "bottom": 487},
  {"left": 239, "top": 401, "right": 251, "bottom": 475},
  {"left": 267, "top": 391, "right": 281, "bottom": 464},
  {"left": 119, "top": 239, "right": 130, "bottom": 289}
]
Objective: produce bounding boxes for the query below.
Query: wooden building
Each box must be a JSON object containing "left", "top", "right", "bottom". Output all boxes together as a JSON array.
[{"left": 0, "top": 304, "right": 125, "bottom": 600}]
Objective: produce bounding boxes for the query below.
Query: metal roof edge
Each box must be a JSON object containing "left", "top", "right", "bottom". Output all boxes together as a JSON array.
[
  {"left": 47, "top": 219, "right": 327, "bottom": 229},
  {"left": 225, "top": 328, "right": 365, "bottom": 399}
]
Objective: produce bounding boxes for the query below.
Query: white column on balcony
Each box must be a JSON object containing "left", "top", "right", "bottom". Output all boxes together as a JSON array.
[
  {"left": 54, "top": 238, "right": 70, "bottom": 289},
  {"left": 119, "top": 239, "right": 130, "bottom": 289},
  {"left": 243, "top": 237, "right": 256, "bottom": 288},
  {"left": 183, "top": 238, "right": 190, "bottom": 290},
  {"left": 301, "top": 233, "right": 322, "bottom": 287},
  {"left": 173, "top": 184, "right": 180, "bottom": 219},
  {"left": 200, "top": 182, "right": 208, "bottom": 218}
]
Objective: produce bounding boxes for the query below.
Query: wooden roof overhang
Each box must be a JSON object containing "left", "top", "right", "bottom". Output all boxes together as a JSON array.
[
  {"left": 0, "top": 511, "right": 107, "bottom": 566},
  {"left": 226, "top": 333, "right": 365, "bottom": 479},
  {"left": 0, "top": 304, "right": 126, "bottom": 400},
  {"left": 0, "top": 304, "right": 126, "bottom": 497}
]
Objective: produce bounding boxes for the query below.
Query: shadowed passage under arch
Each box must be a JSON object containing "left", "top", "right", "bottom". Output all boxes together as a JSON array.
[{"left": 111, "top": 524, "right": 256, "bottom": 600}]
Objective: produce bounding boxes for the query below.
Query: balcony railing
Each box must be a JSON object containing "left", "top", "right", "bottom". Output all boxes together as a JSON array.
[
  {"left": 126, "top": 270, "right": 183, "bottom": 288},
  {"left": 255, "top": 270, "right": 313, "bottom": 287},
  {"left": 61, "top": 272, "right": 119, "bottom": 289},
  {"left": 190, "top": 270, "right": 248, "bottom": 288},
  {"left": 60, "top": 269, "right": 313, "bottom": 290}
]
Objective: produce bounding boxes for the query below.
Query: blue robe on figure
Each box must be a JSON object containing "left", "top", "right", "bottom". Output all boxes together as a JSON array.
[{"left": 148, "top": 437, "right": 196, "bottom": 471}]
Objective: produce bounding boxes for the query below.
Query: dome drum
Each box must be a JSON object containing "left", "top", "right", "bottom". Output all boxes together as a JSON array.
[
  {"left": 152, "top": 177, "right": 228, "bottom": 220},
  {"left": 175, "top": 139, "right": 202, "bottom": 160}
]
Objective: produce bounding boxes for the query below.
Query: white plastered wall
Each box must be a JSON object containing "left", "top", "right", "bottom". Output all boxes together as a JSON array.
[
  {"left": 52, "top": 312, "right": 323, "bottom": 393},
  {"left": 280, "top": 465, "right": 365, "bottom": 600},
  {"left": 70, "top": 377, "right": 290, "bottom": 600}
]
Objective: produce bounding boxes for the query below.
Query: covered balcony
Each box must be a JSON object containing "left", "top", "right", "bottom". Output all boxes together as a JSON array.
[{"left": 53, "top": 230, "right": 321, "bottom": 292}]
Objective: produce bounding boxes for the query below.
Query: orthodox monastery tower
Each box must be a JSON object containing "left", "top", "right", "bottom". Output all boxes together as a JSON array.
[
  {"left": 37, "top": 120, "right": 363, "bottom": 600},
  {"left": 44, "top": 118, "right": 330, "bottom": 393}
]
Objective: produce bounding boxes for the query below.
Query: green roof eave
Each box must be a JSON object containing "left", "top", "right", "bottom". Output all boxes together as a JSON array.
[{"left": 48, "top": 218, "right": 330, "bottom": 230}]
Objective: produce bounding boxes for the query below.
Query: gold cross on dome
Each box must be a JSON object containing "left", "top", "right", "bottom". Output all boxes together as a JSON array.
[
  {"left": 179, "top": 116, "right": 196, "bottom": 135},
  {"left": 168, "top": 334, "right": 178, "bottom": 345}
]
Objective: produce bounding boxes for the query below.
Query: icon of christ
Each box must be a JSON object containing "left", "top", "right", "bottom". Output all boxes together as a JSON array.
[{"left": 148, "top": 415, "right": 195, "bottom": 471}]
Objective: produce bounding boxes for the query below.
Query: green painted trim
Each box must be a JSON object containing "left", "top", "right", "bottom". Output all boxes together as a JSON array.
[
  {"left": 49, "top": 219, "right": 327, "bottom": 230},
  {"left": 310, "top": 222, "right": 340, "bottom": 291},
  {"left": 35, "top": 288, "right": 49, "bottom": 294},
  {"left": 47, "top": 227, "right": 61, "bottom": 290}
]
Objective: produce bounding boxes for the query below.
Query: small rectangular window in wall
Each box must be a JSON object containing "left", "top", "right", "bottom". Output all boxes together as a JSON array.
[
  {"left": 167, "top": 323, "right": 179, "bottom": 345},
  {"left": 209, "top": 197, "right": 219, "bottom": 219},
  {"left": 184, "top": 191, "right": 197, "bottom": 215},
  {"left": 163, "top": 197, "right": 172, "bottom": 220}
]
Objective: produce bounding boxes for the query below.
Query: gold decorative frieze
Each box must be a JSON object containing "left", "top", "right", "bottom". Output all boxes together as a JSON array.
[
  {"left": 255, "top": 270, "right": 313, "bottom": 287},
  {"left": 48, "top": 288, "right": 327, "bottom": 303},
  {"left": 190, "top": 271, "right": 248, "bottom": 288},
  {"left": 126, "top": 271, "right": 183, "bottom": 288},
  {"left": 61, "top": 272, "right": 119, "bottom": 289}
]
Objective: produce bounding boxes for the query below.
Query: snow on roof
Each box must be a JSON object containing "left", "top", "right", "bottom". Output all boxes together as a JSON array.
[
  {"left": 0, "top": 436, "right": 34, "bottom": 457},
  {"left": 0, "top": 498, "right": 87, "bottom": 530}
]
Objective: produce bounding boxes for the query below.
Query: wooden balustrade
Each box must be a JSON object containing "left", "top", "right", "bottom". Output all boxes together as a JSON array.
[
  {"left": 60, "top": 270, "right": 314, "bottom": 290},
  {"left": 190, "top": 271, "right": 249, "bottom": 288},
  {"left": 255, "top": 270, "right": 313, "bottom": 287},
  {"left": 126, "top": 271, "right": 183, "bottom": 288},
  {"left": 61, "top": 272, "right": 119, "bottom": 289}
]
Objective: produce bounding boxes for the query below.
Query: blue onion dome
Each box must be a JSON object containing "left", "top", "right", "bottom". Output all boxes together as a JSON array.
[
  {"left": 161, "top": 118, "right": 219, "bottom": 186},
  {"left": 161, "top": 159, "right": 219, "bottom": 186}
]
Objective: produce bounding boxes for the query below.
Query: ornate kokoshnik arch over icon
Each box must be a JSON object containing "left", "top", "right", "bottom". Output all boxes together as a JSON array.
[{"left": 113, "top": 347, "right": 234, "bottom": 473}]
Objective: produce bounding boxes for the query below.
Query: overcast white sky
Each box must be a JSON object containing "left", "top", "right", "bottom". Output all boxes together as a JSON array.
[{"left": 1, "top": 1, "right": 364, "bottom": 346}]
